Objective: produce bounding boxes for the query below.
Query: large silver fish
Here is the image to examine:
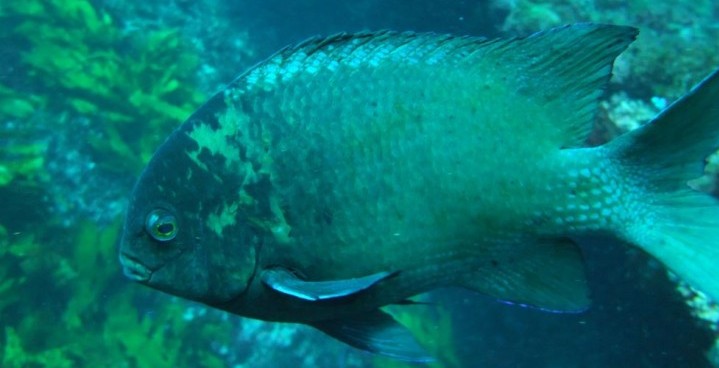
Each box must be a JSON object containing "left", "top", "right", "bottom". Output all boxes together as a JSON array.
[{"left": 119, "top": 24, "right": 719, "bottom": 360}]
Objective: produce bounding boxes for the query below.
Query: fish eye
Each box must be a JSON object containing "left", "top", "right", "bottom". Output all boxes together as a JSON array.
[{"left": 145, "top": 209, "right": 178, "bottom": 242}]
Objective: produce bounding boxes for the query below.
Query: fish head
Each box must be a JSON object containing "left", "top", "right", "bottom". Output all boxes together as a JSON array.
[{"left": 119, "top": 122, "right": 259, "bottom": 306}]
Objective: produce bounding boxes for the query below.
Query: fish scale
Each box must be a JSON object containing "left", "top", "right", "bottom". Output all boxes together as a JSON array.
[
  {"left": 119, "top": 24, "right": 719, "bottom": 361},
  {"left": 235, "top": 33, "right": 607, "bottom": 310},
  {"left": 274, "top": 29, "right": 597, "bottom": 298}
]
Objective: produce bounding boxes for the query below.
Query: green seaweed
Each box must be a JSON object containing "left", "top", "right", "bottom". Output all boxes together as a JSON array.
[
  {"left": 0, "top": 85, "right": 46, "bottom": 120},
  {"left": 0, "top": 1, "right": 240, "bottom": 366},
  {"left": 0, "top": 219, "right": 234, "bottom": 367},
  {"left": 0, "top": 225, "right": 26, "bottom": 315},
  {"left": 1, "top": 0, "right": 206, "bottom": 174},
  {"left": 374, "top": 303, "right": 462, "bottom": 368},
  {"left": 0, "top": 133, "right": 47, "bottom": 188},
  {"left": 0, "top": 84, "right": 49, "bottom": 188},
  {"left": 2, "top": 327, "right": 75, "bottom": 368}
]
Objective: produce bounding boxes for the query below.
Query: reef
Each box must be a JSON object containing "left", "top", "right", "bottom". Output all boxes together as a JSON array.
[{"left": 494, "top": 0, "right": 719, "bottom": 99}]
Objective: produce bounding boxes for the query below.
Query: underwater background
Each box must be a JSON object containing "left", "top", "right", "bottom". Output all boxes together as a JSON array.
[{"left": 1, "top": 0, "right": 718, "bottom": 367}]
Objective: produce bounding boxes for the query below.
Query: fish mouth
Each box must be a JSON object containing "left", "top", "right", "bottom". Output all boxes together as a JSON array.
[{"left": 119, "top": 253, "right": 153, "bottom": 282}]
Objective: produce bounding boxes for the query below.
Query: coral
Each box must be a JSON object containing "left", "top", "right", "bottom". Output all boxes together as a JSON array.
[
  {"left": 674, "top": 279, "right": 719, "bottom": 367},
  {"left": 625, "top": 25, "right": 719, "bottom": 99},
  {"left": 675, "top": 280, "right": 719, "bottom": 332},
  {"left": 599, "top": 92, "right": 659, "bottom": 133},
  {"left": 496, "top": 0, "right": 565, "bottom": 33},
  {"left": 493, "top": 0, "right": 593, "bottom": 33}
]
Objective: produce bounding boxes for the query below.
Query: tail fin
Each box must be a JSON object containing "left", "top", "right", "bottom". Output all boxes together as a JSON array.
[{"left": 607, "top": 68, "right": 719, "bottom": 301}]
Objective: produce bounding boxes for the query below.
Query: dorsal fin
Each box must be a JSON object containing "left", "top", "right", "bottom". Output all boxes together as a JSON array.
[
  {"left": 484, "top": 24, "right": 638, "bottom": 147},
  {"left": 243, "top": 25, "right": 636, "bottom": 147},
  {"left": 259, "top": 30, "right": 488, "bottom": 77}
]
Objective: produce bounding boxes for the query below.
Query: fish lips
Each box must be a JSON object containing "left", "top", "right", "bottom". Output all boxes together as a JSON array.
[{"left": 119, "top": 252, "right": 153, "bottom": 282}]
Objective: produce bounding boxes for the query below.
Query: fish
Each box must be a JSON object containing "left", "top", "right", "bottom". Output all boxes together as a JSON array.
[{"left": 118, "top": 24, "right": 719, "bottom": 361}]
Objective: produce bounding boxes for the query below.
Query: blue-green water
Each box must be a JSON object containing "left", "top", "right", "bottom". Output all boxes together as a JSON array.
[{"left": 1, "top": 0, "right": 718, "bottom": 367}]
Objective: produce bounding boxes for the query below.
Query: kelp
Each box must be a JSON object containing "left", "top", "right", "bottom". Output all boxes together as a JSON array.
[
  {"left": 374, "top": 301, "right": 461, "bottom": 368},
  {"left": 0, "top": 1, "right": 237, "bottom": 365},
  {"left": 0, "top": 220, "right": 234, "bottom": 367},
  {"left": 0, "top": 0, "right": 206, "bottom": 175}
]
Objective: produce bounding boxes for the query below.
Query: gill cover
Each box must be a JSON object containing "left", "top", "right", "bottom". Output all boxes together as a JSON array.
[{"left": 120, "top": 93, "right": 261, "bottom": 305}]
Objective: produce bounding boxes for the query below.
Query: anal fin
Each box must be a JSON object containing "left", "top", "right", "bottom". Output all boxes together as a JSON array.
[
  {"left": 463, "top": 238, "right": 590, "bottom": 312},
  {"left": 311, "top": 309, "right": 433, "bottom": 362}
]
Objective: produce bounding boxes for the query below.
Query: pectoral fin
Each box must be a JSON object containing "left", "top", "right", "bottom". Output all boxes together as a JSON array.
[
  {"left": 311, "top": 309, "right": 433, "bottom": 362},
  {"left": 261, "top": 267, "right": 396, "bottom": 301}
]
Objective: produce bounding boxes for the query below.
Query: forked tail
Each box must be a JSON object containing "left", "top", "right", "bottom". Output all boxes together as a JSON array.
[{"left": 607, "top": 68, "right": 719, "bottom": 301}]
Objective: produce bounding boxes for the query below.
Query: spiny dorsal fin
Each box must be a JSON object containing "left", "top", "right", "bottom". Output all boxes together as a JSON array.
[
  {"left": 266, "top": 30, "right": 487, "bottom": 73},
  {"left": 247, "top": 24, "right": 636, "bottom": 148}
]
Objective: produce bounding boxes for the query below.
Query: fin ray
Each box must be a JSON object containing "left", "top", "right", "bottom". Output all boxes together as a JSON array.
[
  {"left": 608, "top": 68, "right": 719, "bottom": 302},
  {"left": 488, "top": 24, "right": 637, "bottom": 147},
  {"left": 243, "top": 25, "right": 636, "bottom": 150},
  {"left": 311, "top": 309, "right": 433, "bottom": 362},
  {"left": 462, "top": 238, "right": 590, "bottom": 312}
]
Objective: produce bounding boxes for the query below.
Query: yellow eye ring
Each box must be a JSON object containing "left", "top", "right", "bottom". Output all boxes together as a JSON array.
[{"left": 145, "top": 209, "right": 178, "bottom": 242}]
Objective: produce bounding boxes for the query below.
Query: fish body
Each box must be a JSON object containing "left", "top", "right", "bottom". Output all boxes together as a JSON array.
[{"left": 119, "top": 24, "right": 719, "bottom": 360}]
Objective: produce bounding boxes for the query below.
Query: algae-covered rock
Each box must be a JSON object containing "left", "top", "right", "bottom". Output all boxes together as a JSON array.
[{"left": 493, "top": 0, "right": 719, "bottom": 99}]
